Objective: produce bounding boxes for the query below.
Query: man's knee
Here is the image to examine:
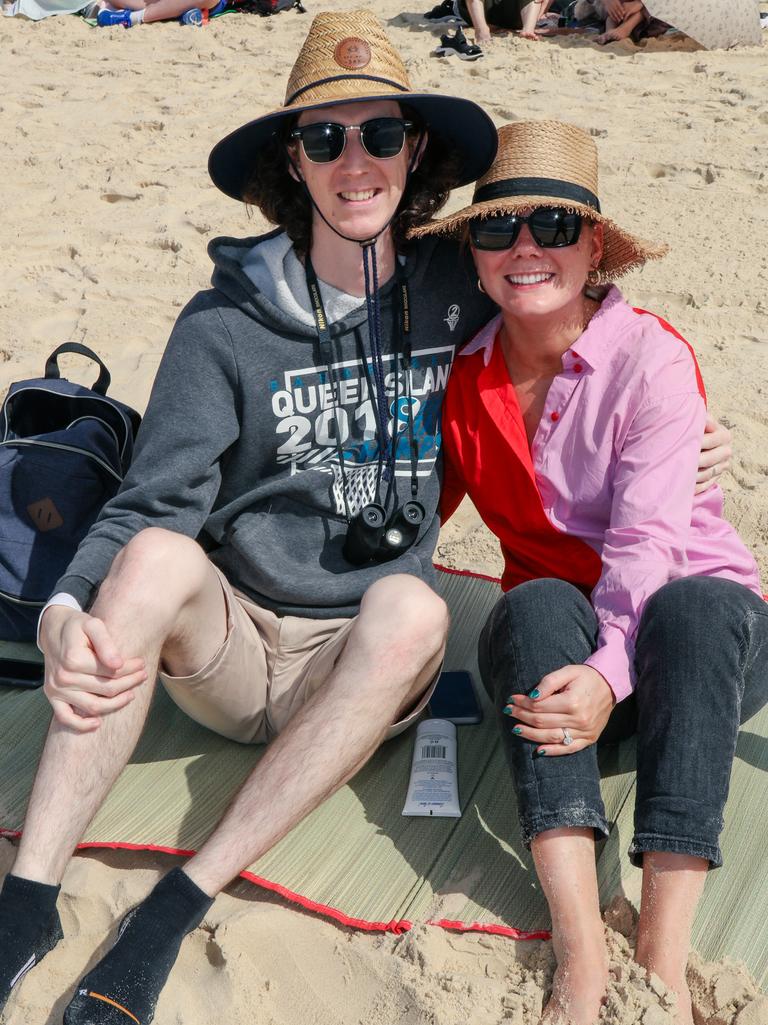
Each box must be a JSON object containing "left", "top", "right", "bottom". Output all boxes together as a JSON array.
[
  {"left": 359, "top": 574, "right": 449, "bottom": 658},
  {"left": 108, "top": 528, "right": 210, "bottom": 600}
]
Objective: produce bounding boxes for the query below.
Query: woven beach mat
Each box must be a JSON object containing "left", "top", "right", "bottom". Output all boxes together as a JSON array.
[{"left": 1, "top": 569, "right": 766, "bottom": 986}]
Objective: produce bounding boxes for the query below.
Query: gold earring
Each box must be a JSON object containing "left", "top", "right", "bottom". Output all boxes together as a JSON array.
[{"left": 477, "top": 277, "right": 486, "bottom": 294}]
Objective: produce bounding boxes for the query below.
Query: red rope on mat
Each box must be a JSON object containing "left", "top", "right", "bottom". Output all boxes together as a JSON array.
[
  {"left": 1, "top": 830, "right": 548, "bottom": 940},
  {"left": 238, "top": 869, "right": 412, "bottom": 934},
  {"left": 433, "top": 563, "right": 502, "bottom": 585},
  {"left": 431, "top": 919, "right": 550, "bottom": 941}
]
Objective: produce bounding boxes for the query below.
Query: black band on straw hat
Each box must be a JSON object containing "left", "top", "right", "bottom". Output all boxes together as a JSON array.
[
  {"left": 287, "top": 74, "right": 410, "bottom": 106},
  {"left": 472, "top": 177, "right": 601, "bottom": 213}
]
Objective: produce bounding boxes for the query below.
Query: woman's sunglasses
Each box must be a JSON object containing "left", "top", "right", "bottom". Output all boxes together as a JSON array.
[
  {"left": 469, "top": 207, "right": 583, "bottom": 251},
  {"left": 289, "top": 117, "right": 414, "bottom": 164}
]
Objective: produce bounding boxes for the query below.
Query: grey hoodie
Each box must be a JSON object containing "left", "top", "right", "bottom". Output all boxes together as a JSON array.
[{"left": 56, "top": 230, "right": 494, "bottom": 618}]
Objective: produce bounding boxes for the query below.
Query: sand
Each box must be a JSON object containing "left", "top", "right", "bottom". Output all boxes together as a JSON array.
[{"left": 0, "top": 3, "right": 767, "bottom": 1023}]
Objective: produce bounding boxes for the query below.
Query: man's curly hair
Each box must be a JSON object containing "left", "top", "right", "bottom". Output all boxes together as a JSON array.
[{"left": 242, "top": 106, "right": 464, "bottom": 255}]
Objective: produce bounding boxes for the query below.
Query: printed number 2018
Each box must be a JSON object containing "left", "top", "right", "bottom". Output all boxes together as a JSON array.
[{"left": 276, "top": 402, "right": 378, "bottom": 457}]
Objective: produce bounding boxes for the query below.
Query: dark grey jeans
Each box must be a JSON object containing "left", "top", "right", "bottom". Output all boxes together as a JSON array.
[{"left": 478, "top": 576, "right": 768, "bottom": 867}]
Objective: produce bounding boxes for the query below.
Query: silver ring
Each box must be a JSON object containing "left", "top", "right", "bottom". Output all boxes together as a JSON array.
[{"left": 561, "top": 728, "right": 574, "bottom": 746}]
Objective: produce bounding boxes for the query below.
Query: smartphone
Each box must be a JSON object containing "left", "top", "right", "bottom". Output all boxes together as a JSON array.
[
  {"left": 428, "top": 670, "right": 483, "bottom": 725},
  {"left": 0, "top": 657, "right": 44, "bottom": 689}
]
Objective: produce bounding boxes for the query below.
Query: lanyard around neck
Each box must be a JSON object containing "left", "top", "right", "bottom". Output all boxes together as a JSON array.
[{"left": 303, "top": 254, "right": 418, "bottom": 517}]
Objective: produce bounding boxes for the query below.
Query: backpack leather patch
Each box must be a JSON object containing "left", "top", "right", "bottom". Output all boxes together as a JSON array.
[{"left": 27, "top": 498, "right": 64, "bottom": 533}]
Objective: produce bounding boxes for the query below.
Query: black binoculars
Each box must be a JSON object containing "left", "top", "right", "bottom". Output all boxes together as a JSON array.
[{"left": 343, "top": 500, "right": 426, "bottom": 565}]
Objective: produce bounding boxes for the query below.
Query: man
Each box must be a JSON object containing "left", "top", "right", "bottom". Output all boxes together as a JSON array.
[{"left": 0, "top": 11, "right": 498, "bottom": 1024}]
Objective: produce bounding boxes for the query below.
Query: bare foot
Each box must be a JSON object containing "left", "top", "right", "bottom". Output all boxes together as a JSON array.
[
  {"left": 595, "top": 29, "right": 622, "bottom": 44},
  {"left": 638, "top": 966, "right": 694, "bottom": 1025},
  {"left": 539, "top": 933, "right": 608, "bottom": 1025},
  {"left": 668, "top": 973, "right": 694, "bottom": 1025}
]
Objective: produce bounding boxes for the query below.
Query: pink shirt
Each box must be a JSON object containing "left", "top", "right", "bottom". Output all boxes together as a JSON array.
[{"left": 448, "top": 286, "right": 761, "bottom": 702}]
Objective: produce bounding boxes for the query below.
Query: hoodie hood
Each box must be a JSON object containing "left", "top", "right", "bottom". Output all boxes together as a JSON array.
[{"left": 208, "top": 228, "right": 410, "bottom": 341}]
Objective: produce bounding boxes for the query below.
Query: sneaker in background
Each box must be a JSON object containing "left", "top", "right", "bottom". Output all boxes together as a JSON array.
[
  {"left": 96, "top": 7, "right": 132, "bottom": 25},
  {"left": 434, "top": 26, "right": 483, "bottom": 60},
  {"left": 424, "top": 0, "right": 464, "bottom": 24}
]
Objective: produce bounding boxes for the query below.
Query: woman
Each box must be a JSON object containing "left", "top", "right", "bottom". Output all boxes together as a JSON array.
[{"left": 413, "top": 121, "right": 767, "bottom": 1025}]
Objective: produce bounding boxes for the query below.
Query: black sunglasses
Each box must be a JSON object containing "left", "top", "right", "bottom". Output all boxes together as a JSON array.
[
  {"left": 289, "top": 117, "right": 414, "bottom": 164},
  {"left": 469, "top": 207, "right": 583, "bottom": 251}
]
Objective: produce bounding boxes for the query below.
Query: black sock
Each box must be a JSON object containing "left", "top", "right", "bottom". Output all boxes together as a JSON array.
[
  {"left": 64, "top": 868, "right": 213, "bottom": 1025},
  {"left": 0, "top": 873, "right": 63, "bottom": 1013}
]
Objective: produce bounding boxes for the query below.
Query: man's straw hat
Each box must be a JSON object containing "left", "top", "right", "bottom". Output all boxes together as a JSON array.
[
  {"left": 208, "top": 9, "right": 497, "bottom": 202},
  {"left": 412, "top": 120, "right": 668, "bottom": 280}
]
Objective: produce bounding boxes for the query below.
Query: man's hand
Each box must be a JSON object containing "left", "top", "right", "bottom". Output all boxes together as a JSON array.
[
  {"left": 696, "top": 413, "right": 732, "bottom": 494},
  {"left": 604, "top": 0, "right": 625, "bottom": 22},
  {"left": 39, "top": 606, "right": 148, "bottom": 733},
  {"left": 504, "top": 664, "right": 615, "bottom": 756}
]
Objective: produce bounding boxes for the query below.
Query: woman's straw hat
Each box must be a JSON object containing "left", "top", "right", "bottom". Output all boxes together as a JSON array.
[
  {"left": 411, "top": 120, "right": 668, "bottom": 281},
  {"left": 209, "top": 10, "right": 497, "bottom": 202}
]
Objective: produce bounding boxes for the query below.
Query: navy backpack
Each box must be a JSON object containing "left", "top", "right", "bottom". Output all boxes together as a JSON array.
[{"left": 0, "top": 343, "right": 141, "bottom": 641}]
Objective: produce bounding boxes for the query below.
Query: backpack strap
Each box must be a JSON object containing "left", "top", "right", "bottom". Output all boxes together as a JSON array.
[{"left": 44, "top": 343, "right": 111, "bottom": 396}]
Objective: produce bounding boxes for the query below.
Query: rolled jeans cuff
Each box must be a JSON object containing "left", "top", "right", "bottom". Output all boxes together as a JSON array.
[
  {"left": 519, "top": 801, "right": 610, "bottom": 849},
  {"left": 629, "top": 833, "right": 723, "bottom": 869}
]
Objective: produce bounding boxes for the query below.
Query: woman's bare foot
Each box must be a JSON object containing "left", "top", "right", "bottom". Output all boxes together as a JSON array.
[
  {"left": 539, "top": 928, "right": 609, "bottom": 1025},
  {"left": 634, "top": 852, "right": 707, "bottom": 1025},
  {"left": 634, "top": 963, "right": 694, "bottom": 1025}
]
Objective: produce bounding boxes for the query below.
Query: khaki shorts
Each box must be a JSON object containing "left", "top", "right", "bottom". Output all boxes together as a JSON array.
[{"left": 159, "top": 567, "right": 438, "bottom": 744}]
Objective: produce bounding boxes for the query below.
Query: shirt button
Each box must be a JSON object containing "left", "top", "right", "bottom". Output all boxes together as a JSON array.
[
  {"left": 550, "top": 412, "right": 560, "bottom": 422},
  {"left": 573, "top": 363, "right": 583, "bottom": 373}
]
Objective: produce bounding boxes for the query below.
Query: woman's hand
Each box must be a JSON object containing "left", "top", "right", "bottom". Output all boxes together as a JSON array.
[
  {"left": 604, "top": 0, "right": 625, "bottom": 22},
  {"left": 504, "top": 664, "right": 615, "bottom": 756},
  {"left": 696, "top": 413, "right": 732, "bottom": 493}
]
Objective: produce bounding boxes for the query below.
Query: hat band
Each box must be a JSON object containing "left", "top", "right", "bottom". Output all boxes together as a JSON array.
[
  {"left": 472, "top": 177, "right": 601, "bottom": 213},
  {"left": 286, "top": 74, "right": 409, "bottom": 106}
]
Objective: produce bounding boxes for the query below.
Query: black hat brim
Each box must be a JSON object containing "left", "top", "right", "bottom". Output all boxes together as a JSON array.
[{"left": 208, "top": 93, "right": 497, "bottom": 202}]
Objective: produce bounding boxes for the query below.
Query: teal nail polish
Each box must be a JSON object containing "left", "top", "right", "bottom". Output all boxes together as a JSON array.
[
  {"left": 503, "top": 705, "right": 514, "bottom": 716},
  {"left": 512, "top": 725, "right": 522, "bottom": 735},
  {"left": 536, "top": 748, "right": 547, "bottom": 757},
  {"left": 507, "top": 696, "right": 515, "bottom": 705},
  {"left": 529, "top": 688, "right": 540, "bottom": 699}
]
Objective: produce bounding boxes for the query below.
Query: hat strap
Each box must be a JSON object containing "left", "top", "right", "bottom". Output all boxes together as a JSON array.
[
  {"left": 286, "top": 75, "right": 409, "bottom": 106},
  {"left": 472, "top": 177, "right": 601, "bottom": 213}
]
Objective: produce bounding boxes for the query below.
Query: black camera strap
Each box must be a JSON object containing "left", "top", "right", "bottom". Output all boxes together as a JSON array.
[
  {"left": 304, "top": 255, "right": 418, "bottom": 520},
  {"left": 396, "top": 272, "right": 419, "bottom": 501},
  {"left": 305, "top": 254, "right": 357, "bottom": 521}
]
